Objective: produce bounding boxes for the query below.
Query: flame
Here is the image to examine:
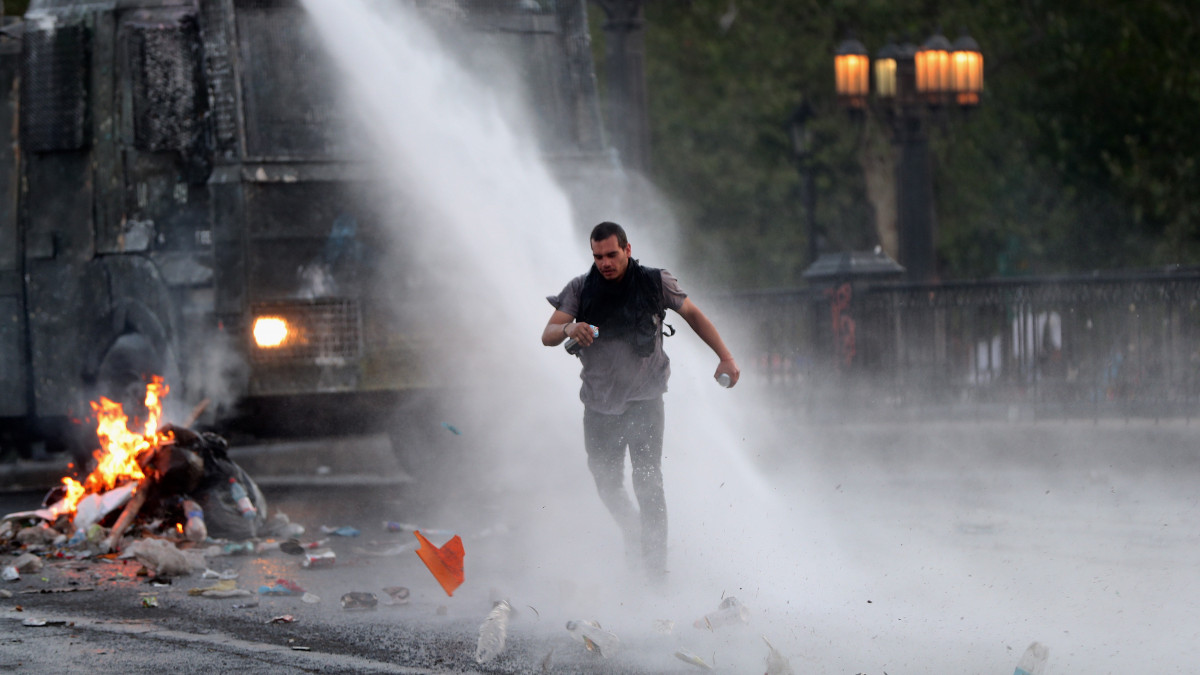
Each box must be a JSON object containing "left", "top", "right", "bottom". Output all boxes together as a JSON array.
[
  {"left": 60, "top": 476, "right": 86, "bottom": 508},
  {"left": 58, "top": 376, "right": 174, "bottom": 514}
]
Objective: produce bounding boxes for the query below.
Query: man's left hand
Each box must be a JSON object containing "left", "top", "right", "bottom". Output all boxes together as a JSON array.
[{"left": 715, "top": 358, "right": 740, "bottom": 388}]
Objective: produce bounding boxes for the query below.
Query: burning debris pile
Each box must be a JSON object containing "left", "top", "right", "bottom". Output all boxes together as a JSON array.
[{"left": 0, "top": 377, "right": 271, "bottom": 560}]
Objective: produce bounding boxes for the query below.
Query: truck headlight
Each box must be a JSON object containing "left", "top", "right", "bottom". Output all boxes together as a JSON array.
[{"left": 253, "top": 316, "right": 289, "bottom": 348}]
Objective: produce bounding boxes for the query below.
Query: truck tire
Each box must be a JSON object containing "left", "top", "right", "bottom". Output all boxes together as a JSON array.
[
  {"left": 75, "top": 332, "right": 179, "bottom": 469},
  {"left": 95, "top": 333, "right": 166, "bottom": 420}
]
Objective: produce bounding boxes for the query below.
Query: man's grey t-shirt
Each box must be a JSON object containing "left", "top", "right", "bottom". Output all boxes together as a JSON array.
[{"left": 548, "top": 269, "right": 687, "bottom": 415}]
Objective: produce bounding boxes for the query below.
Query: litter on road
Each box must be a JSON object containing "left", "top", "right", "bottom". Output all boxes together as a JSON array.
[
  {"left": 413, "top": 530, "right": 464, "bottom": 596},
  {"left": 763, "top": 636, "right": 795, "bottom": 675},
  {"left": 340, "top": 592, "right": 378, "bottom": 610},
  {"left": 565, "top": 619, "right": 619, "bottom": 657},
  {"left": 474, "top": 599, "right": 512, "bottom": 664},
  {"left": 381, "top": 586, "right": 410, "bottom": 606},
  {"left": 674, "top": 648, "right": 713, "bottom": 670},
  {"left": 693, "top": 596, "right": 750, "bottom": 630}
]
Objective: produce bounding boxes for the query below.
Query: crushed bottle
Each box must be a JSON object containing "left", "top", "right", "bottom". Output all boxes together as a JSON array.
[
  {"left": 763, "top": 636, "right": 794, "bottom": 675},
  {"left": 566, "top": 619, "right": 619, "bottom": 657},
  {"left": 181, "top": 499, "right": 207, "bottom": 542},
  {"left": 1014, "top": 641, "right": 1049, "bottom": 675},
  {"left": 229, "top": 478, "right": 257, "bottom": 519},
  {"left": 381, "top": 586, "right": 410, "bottom": 606},
  {"left": 340, "top": 592, "right": 378, "bottom": 610},
  {"left": 474, "top": 599, "right": 512, "bottom": 664},
  {"left": 302, "top": 549, "right": 337, "bottom": 568},
  {"left": 674, "top": 648, "right": 713, "bottom": 670},
  {"left": 693, "top": 596, "right": 750, "bottom": 630},
  {"left": 222, "top": 541, "right": 255, "bottom": 556}
]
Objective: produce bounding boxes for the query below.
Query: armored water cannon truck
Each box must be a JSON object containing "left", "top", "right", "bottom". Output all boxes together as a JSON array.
[{"left": 0, "top": 0, "right": 610, "bottom": 462}]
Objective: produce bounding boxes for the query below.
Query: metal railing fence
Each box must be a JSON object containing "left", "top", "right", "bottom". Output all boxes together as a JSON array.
[{"left": 719, "top": 270, "right": 1200, "bottom": 420}]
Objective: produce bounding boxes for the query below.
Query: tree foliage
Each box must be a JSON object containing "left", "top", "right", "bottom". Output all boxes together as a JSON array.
[
  {"left": 3, "top": 1, "right": 28, "bottom": 17},
  {"left": 621, "top": 0, "right": 1200, "bottom": 286}
]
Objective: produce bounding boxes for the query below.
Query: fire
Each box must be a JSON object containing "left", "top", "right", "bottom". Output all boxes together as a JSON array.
[{"left": 59, "top": 376, "right": 174, "bottom": 514}]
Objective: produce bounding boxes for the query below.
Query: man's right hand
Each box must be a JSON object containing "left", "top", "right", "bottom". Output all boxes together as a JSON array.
[
  {"left": 542, "top": 310, "right": 579, "bottom": 346},
  {"left": 565, "top": 321, "right": 597, "bottom": 347}
]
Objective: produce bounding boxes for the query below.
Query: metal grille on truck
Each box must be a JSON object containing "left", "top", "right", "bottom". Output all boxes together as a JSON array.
[{"left": 250, "top": 298, "right": 361, "bottom": 363}]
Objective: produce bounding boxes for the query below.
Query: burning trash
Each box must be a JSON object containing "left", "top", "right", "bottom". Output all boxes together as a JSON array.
[{"left": 2, "top": 377, "right": 268, "bottom": 554}]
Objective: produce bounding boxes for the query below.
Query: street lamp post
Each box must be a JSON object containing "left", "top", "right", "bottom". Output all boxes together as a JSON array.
[
  {"left": 592, "top": 0, "right": 651, "bottom": 174},
  {"left": 835, "top": 30, "right": 983, "bottom": 282},
  {"left": 787, "top": 100, "right": 818, "bottom": 269}
]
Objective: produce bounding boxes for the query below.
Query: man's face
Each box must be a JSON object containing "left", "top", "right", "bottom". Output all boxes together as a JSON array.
[{"left": 591, "top": 235, "right": 632, "bottom": 281}]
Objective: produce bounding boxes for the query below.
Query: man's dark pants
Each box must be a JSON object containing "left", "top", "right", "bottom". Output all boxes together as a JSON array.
[{"left": 583, "top": 397, "right": 666, "bottom": 577}]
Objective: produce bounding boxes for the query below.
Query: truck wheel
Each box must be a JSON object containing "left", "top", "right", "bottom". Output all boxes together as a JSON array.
[
  {"left": 76, "top": 333, "right": 178, "bottom": 470},
  {"left": 96, "top": 333, "right": 165, "bottom": 420},
  {"left": 387, "top": 392, "right": 459, "bottom": 496}
]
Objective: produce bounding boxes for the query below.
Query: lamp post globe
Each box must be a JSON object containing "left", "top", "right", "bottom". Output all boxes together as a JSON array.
[
  {"left": 830, "top": 28, "right": 983, "bottom": 282},
  {"left": 835, "top": 37, "right": 870, "bottom": 110},
  {"left": 874, "top": 40, "right": 899, "bottom": 100},
  {"left": 916, "top": 31, "right": 954, "bottom": 105},
  {"left": 951, "top": 32, "right": 983, "bottom": 107}
]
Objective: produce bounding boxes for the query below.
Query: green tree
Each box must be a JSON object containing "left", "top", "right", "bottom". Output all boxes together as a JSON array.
[{"left": 617, "top": 0, "right": 1200, "bottom": 285}]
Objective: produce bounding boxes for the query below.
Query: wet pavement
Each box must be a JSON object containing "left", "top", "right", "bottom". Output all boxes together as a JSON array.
[
  {"left": 0, "top": 419, "right": 1198, "bottom": 673},
  {"left": 0, "top": 482, "right": 612, "bottom": 675}
]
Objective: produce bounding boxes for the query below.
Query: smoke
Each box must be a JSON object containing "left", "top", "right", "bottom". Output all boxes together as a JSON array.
[
  {"left": 180, "top": 329, "right": 249, "bottom": 426},
  {"left": 297, "top": 1, "right": 1200, "bottom": 673}
]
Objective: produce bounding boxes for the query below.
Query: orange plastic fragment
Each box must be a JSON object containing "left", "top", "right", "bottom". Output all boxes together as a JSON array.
[{"left": 413, "top": 530, "right": 465, "bottom": 596}]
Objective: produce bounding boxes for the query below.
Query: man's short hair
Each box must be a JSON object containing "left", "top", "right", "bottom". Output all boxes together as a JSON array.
[{"left": 590, "top": 221, "right": 628, "bottom": 248}]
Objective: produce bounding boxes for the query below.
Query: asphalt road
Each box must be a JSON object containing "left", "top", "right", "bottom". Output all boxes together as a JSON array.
[
  {"left": 1, "top": 419, "right": 1198, "bottom": 673},
  {"left": 0, "top": 480, "right": 644, "bottom": 675}
]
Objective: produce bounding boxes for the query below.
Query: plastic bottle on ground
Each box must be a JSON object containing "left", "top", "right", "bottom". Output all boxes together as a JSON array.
[
  {"left": 693, "top": 596, "right": 750, "bottom": 630},
  {"left": 565, "top": 619, "right": 619, "bottom": 657},
  {"left": 1014, "top": 641, "right": 1049, "bottom": 675},
  {"left": 229, "top": 479, "right": 257, "bottom": 519},
  {"left": 763, "top": 636, "right": 794, "bottom": 675},
  {"left": 474, "top": 600, "right": 512, "bottom": 664},
  {"left": 181, "top": 499, "right": 207, "bottom": 542}
]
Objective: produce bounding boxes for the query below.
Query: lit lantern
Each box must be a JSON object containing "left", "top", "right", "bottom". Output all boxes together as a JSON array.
[
  {"left": 874, "top": 41, "right": 898, "bottom": 100},
  {"left": 834, "top": 37, "right": 869, "bottom": 110},
  {"left": 915, "top": 32, "right": 953, "bottom": 103},
  {"left": 951, "top": 32, "right": 983, "bottom": 107}
]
